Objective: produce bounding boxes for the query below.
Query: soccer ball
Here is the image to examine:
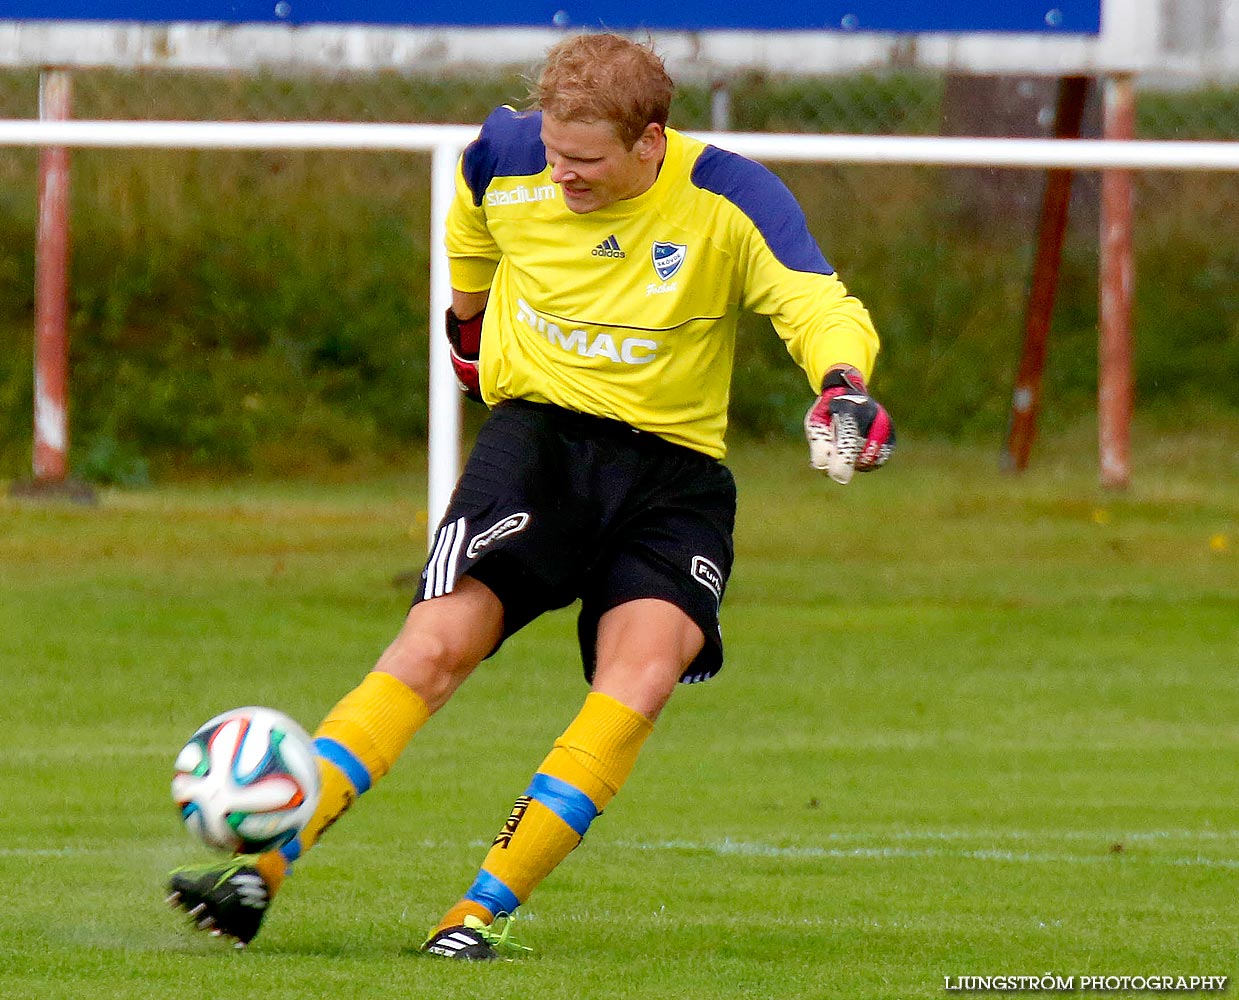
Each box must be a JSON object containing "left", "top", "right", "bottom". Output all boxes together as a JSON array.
[{"left": 172, "top": 706, "right": 320, "bottom": 854}]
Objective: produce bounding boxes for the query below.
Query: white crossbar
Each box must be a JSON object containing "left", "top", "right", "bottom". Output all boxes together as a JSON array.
[{"left": 1, "top": 119, "right": 1239, "bottom": 170}]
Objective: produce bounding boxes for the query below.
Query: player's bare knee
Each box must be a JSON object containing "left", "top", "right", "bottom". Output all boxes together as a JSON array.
[
  {"left": 594, "top": 654, "right": 683, "bottom": 719},
  {"left": 373, "top": 628, "right": 477, "bottom": 711}
]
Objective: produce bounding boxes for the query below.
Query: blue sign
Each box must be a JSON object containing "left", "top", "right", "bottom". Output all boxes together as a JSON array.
[{"left": 3, "top": 0, "right": 1102, "bottom": 33}]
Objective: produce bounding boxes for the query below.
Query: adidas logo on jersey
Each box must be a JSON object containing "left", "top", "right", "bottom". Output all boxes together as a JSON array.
[{"left": 592, "top": 235, "right": 626, "bottom": 258}]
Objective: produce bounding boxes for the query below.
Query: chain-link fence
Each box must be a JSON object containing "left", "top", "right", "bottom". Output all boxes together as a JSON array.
[
  {"left": 0, "top": 66, "right": 1236, "bottom": 480},
  {"left": 5, "top": 65, "right": 1239, "bottom": 134}
]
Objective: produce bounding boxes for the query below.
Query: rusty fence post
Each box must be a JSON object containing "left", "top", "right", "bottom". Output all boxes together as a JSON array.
[
  {"left": 11, "top": 68, "right": 95, "bottom": 504},
  {"left": 1098, "top": 72, "right": 1136, "bottom": 491},
  {"left": 1003, "top": 75, "right": 1091, "bottom": 472}
]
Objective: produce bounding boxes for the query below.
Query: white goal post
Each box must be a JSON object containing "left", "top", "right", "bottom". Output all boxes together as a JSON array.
[{"left": 2, "top": 116, "right": 1238, "bottom": 537}]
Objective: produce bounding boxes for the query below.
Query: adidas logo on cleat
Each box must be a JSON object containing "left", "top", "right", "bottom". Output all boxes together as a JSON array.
[
  {"left": 592, "top": 235, "right": 626, "bottom": 258},
  {"left": 424, "top": 928, "right": 492, "bottom": 959},
  {"left": 232, "top": 873, "right": 269, "bottom": 909},
  {"left": 421, "top": 915, "right": 532, "bottom": 961}
]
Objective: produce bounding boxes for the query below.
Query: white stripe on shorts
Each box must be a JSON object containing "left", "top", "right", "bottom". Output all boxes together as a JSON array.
[{"left": 424, "top": 516, "right": 467, "bottom": 600}]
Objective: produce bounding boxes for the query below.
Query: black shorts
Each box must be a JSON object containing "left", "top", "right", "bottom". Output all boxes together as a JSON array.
[{"left": 415, "top": 400, "right": 737, "bottom": 683}]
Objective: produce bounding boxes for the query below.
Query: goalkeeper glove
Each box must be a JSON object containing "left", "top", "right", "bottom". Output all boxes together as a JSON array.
[
  {"left": 445, "top": 307, "right": 484, "bottom": 402},
  {"left": 804, "top": 365, "right": 895, "bottom": 484}
]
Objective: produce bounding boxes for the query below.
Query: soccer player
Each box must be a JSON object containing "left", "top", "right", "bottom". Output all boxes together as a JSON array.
[{"left": 166, "top": 31, "right": 894, "bottom": 959}]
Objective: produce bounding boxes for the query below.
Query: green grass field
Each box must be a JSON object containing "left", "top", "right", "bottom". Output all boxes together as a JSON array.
[{"left": 2, "top": 426, "right": 1237, "bottom": 999}]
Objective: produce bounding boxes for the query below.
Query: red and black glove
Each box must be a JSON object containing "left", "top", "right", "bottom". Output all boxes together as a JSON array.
[
  {"left": 445, "top": 307, "right": 484, "bottom": 402},
  {"left": 804, "top": 365, "right": 895, "bottom": 484}
]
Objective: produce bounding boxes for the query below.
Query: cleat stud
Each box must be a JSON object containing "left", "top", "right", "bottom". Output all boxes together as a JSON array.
[
  {"left": 165, "top": 893, "right": 182, "bottom": 907},
  {"left": 187, "top": 903, "right": 206, "bottom": 918}
]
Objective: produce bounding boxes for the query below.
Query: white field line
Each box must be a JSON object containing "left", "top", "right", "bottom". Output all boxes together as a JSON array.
[
  {"left": 7, "top": 833, "right": 1239, "bottom": 869},
  {"left": 7, "top": 744, "right": 181, "bottom": 761},
  {"left": 808, "top": 828, "right": 1239, "bottom": 843},
  {"left": 612, "top": 837, "right": 1239, "bottom": 869}
]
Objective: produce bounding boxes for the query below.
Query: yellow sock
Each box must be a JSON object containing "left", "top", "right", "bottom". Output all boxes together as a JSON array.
[
  {"left": 435, "top": 693, "right": 653, "bottom": 930},
  {"left": 270, "top": 671, "right": 430, "bottom": 874},
  {"left": 253, "top": 849, "right": 290, "bottom": 894}
]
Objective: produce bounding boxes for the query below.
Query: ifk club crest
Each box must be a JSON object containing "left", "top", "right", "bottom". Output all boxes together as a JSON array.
[{"left": 651, "top": 241, "right": 687, "bottom": 281}]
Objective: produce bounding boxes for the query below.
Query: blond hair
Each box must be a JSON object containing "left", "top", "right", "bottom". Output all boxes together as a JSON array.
[{"left": 532, "top": 33, "right": 675, "bottom": 148}]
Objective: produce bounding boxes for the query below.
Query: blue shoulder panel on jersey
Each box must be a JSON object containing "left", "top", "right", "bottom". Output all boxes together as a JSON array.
[
  {"left": 462, "top": 107, "right": 548, "bottom": 207},
  {"left": 691, "top": 145, "right": 833, "bottom": 275}
]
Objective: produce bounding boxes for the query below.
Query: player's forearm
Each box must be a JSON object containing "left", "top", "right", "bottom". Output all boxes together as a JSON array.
[
  {"left": 778, "top": 306, "right": 880, "bottom": 392},
  {"left": 803, "top": 309, "right": 880, "bottom": 387},
  {"left": 452, "top": 289, "right": 490, "bottom": 322}
]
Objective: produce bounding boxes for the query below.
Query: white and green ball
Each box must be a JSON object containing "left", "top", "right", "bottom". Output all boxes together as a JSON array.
[{"left": 172, "top": 706, "right": 320, "bottom": 854}]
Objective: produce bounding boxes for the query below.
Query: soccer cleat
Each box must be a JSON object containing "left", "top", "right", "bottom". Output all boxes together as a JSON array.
[
  {"left": 421, "top": 914, "right": 532, "bottom": 961},
  {"left": 165, "top": 857, "right": 273, "bottom": 947}
]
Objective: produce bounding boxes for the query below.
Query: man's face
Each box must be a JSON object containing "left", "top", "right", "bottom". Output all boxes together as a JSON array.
[{"left": 541, "top": 114, "right": 663, "bottom": 214}]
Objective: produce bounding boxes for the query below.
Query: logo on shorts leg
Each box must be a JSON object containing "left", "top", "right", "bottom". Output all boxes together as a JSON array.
[
  {"left": 466, "top": 512, "right": 531, "bottom": 558},
  {"left": 691, "top": 555, "right": 723, "bottom": 604}
]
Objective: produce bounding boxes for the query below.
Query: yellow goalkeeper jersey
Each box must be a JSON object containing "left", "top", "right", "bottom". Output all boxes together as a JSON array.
[{"left": 446, "top": 106, "right": 880, "bottom": 458}]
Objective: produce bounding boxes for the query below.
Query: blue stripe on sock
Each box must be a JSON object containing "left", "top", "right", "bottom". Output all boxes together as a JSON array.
[
  {"left": 464, "top": 869, "right": 521, "bottom": 917},
  {"left": 280, "top": 835, "right": 303, "bottom": 864},
  {"left": 314, "top": 736, "right": 372, "bottom": 795},
  {"left": 526, "top": 772, "right": 599, "bottom": 838}
]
